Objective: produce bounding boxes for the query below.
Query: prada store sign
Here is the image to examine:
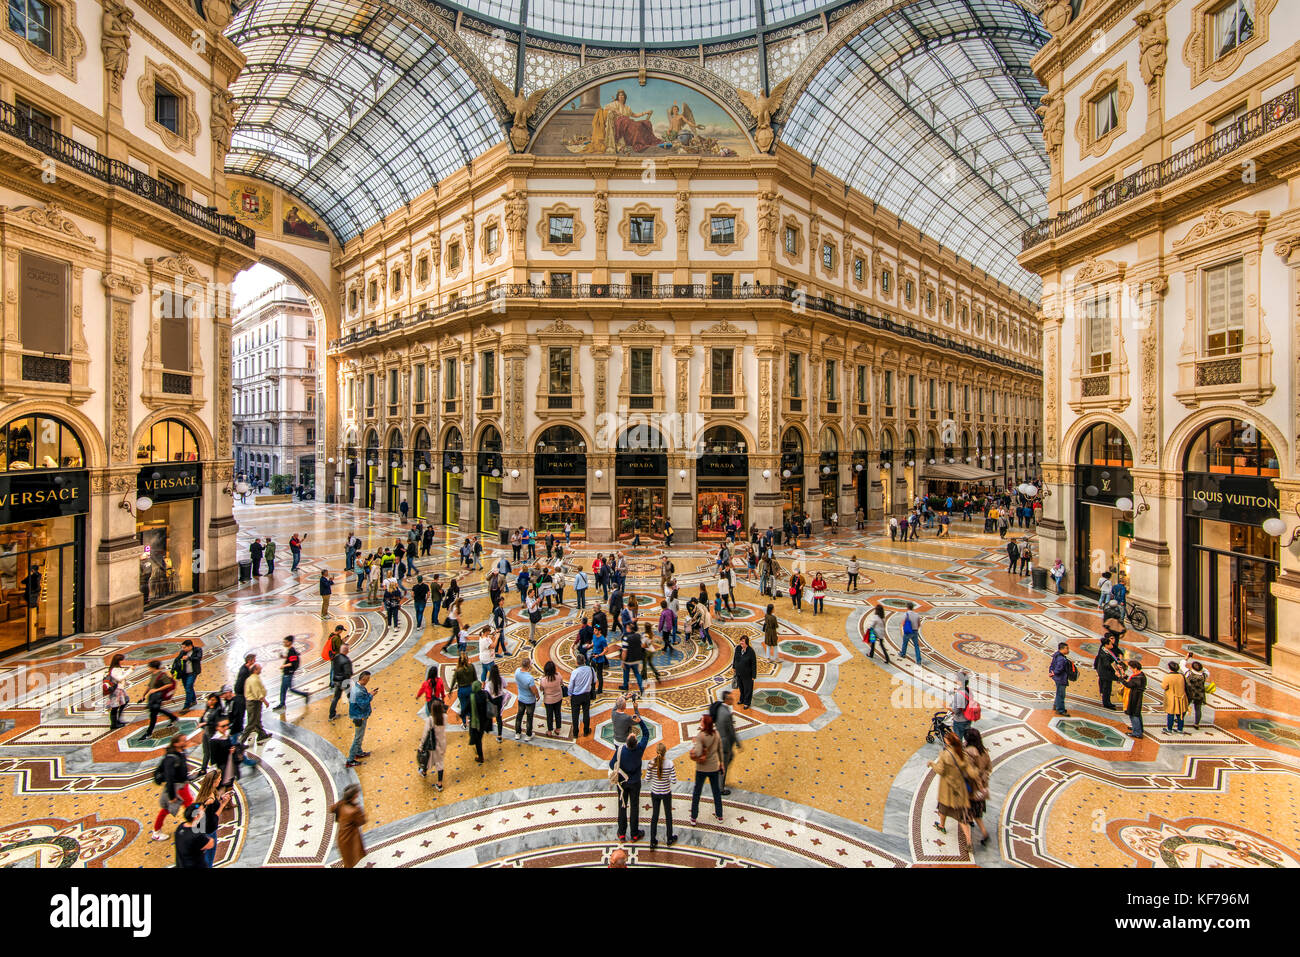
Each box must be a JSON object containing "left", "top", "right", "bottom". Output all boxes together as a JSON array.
[
  {"left": 138, "top": 463, "right": 202, "bottom": 503},
  {"left": 0, "top": 470, "right": 89, "bottom": 523},
  {"left": 1185, "top": 472, "right": 1279, "bottom": 525},
  {"left": 615, "top": 452, "right": 668, "bottom": 479}
]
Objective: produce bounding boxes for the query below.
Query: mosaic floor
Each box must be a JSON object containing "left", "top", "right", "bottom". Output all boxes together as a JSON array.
[{"left": 2, "top": 500, "right": 1298, "bottom": 868}]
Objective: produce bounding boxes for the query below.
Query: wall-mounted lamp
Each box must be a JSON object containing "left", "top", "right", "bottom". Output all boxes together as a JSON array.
[{"left": 1278, "top": 503, "right": 1300, "bottom": 545}]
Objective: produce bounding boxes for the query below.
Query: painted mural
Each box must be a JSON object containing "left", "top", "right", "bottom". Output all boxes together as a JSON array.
[
  {"left": 283, "top": 204, "right": 330, "bottom": 243},
  {"left": 533, "top": 78, "right": 751, "bottom": 157},
  {"left": 227, "top": 181, "right": 273, "bottom": 230}
]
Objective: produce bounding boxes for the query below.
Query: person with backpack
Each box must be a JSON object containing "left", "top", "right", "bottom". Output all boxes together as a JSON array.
[
  {"left": 1049, "top": 641, "right": 1074, "bottom": 716},
  {"left": 609, "top": 712, "right": 651, "bottom": 842},
  {"left": 328, "top": 644, "right": 354, "bottom": 720},
  {"left": 1005, "top": 538, "right": 1019, "bottom": 574},
  {"left": 174, "top": 803, "right": 213, "bottom": 868},
  {"left": 274, "top": 636, "right": 309, "bottom": 711},
  {"left": 140, "top": 658, "right": 179, "bottom": 738},
  {"left": 900, "top": 602, "right": 923, "bottom": 664},
  {"left": 1184, "top": 658, "right": 1211, "bottom": 729},
  {"left": 950, "top": 672, "right": 976, "bottom": 741},
  {"left": 418, "top": 697, "right": 449, "bottom": 791},
  {"left": 151, "top": 735, "right": 193, "bottom": 841},
  {"left": 865, "top": 604, "right": 891, "bottom": 663}
]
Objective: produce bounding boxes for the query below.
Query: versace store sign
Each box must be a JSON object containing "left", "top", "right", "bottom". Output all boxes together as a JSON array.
[
  {"left": 138, "top": 464, "right": 202, "bottom": 503},
  {"left": 1184, "top": 472, "right": 1279, "bottom": 525},
  {"left": 0, "top": 470, "right": 89, "bottom": 523}
]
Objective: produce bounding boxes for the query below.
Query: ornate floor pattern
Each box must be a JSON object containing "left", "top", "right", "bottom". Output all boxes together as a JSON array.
[{"left": 1, "top": 498, "right": 1297, "bottom": 868}]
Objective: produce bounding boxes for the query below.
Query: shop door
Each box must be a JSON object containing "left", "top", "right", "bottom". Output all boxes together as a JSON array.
[
  {"left": 387, "top": 467, "right": 400, "bottom": 512},
  {"left": 1197, "top": 549, "right": 1275, "bottom": 663},
  {"left": 0, "top": 541, "right": 78, "bottom": 656},
  {"left": 820, "top": 476, "right": 837, "bottom": 524},
  {"left": 618, "top": 486, "right": 665, "bottom": 538}
]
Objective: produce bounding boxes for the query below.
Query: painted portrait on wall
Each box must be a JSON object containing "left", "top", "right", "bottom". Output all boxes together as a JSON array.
[
  {"left": 283, "top": 204, "right": 330, "bottom": 243},
  {"left": 532, "top": 77, "right": 752, "bottom": 157},
  {"left": 226, "top": 181, "right": 273, "bottom": 230}
]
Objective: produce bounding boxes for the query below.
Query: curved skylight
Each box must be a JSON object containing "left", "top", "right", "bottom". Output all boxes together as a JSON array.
[
  {"left": 440, "top": 0, "right": 845, "bottom": 46},
  {"left": 224, "top": 0, "right": 501, "bottom": 243},
  {"left": 782, "top": 0, "right": 1049, "bottom": 298}
]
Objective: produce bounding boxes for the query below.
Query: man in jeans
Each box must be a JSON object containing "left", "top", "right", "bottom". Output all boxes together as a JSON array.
[
  {"left": 328, "top": 643, "right": 353, "bottom": 720},
  {"left": 346, "top": 671, "right": 375, "bottom": 768},
  {"left": 514, "top": 660, "right": 538, "bottom": 740},
  {"left": 1049, "top": 642, "right": 1072, "bottom": 716},
  {"left": 569, "top": 653, "right": 594, "bottom": 737},
  {"left": 609, "top": 714, "right": 651, "bottom": 842},
  {"left": 411, "top": 575, "right": 430, "bottom": 629},
  {"left": 174, "top": 639, "right": 203, "bottom": 710},
  {"left": 319, "top": 568, "right": 335, "bottom": 618},
  {"left": 900, "top": 602, "right": 923, "bottom": 664},
  {"left": 273, "top": 636, "right": 310, "bottom": 710}
]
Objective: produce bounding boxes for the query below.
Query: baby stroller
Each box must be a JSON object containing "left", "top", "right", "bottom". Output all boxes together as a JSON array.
[{"left": 924, "top": 710, "right": 952, "bottom": 744}]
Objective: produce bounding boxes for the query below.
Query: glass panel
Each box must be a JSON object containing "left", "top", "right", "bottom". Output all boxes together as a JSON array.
[
  {"left": 1238, "top": 558, "right": 1270, "bottom": 659},
  {"left": 536, "top": 488, "right": 586, "bottom": 536}
]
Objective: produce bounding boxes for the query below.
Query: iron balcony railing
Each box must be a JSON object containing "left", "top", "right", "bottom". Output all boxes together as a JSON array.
[
  {"left": 1022, "top": 85, "right": 1299, "bottom": 251},
  {"left": 0, "top": 100, "right": 256, "bottom": 249},
  {"left": 330, "top": 282, "right": 1040, "bottom": 377}
]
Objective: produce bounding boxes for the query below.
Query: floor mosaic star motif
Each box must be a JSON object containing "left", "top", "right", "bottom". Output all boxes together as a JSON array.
[{"left": 0, "top": 500, "right": 1298, "bottom": 868}]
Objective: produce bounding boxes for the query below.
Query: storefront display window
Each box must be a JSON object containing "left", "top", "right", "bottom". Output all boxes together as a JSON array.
[
  {"left": 477, "top": 427, "right": 503, "bottom": 537},
  {"left": 697, "top": 490, "right": 744, "bottom": 536},
  {"left": 535, "top": 426, "right": 587, "bottom": 538},
  {"left": 442, "top": 427, "right": 463, "bottom": 528},
  {"left": 538, "top": 488, "right": 586, "bottom": 535},
  {"left": 781, "top": 428, "right": 805, "bottom": 522},
  {"left": 1073, "top": 422, "right": 1134, "bottom": 595}
]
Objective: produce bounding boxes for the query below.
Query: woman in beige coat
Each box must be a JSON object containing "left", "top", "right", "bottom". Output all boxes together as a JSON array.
[
  {"left": 1161, "top": 660, "right": 1189, "bottom": 733},
  {"left": 930, "top": 731, "right": 973, "bottom": 847},
  {"left": 329, "top": 783, "right": 367, "bottom": 868}
]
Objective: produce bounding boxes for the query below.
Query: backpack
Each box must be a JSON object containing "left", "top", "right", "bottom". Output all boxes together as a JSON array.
[
  {"left": 1067, "top": 660, "right": 1080, "bottom": 683},
  {"left": 962, "top": 693, "right": 981, "bottom": 722},
  {"left": 153, "top": 755, "right": 170, "bottom": 785},
  {"left": 102, "top": 673, "right": 118, "bottom": 696}
]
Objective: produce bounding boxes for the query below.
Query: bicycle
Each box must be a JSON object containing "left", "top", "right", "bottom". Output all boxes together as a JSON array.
[{"left": 1105, "top": 597, "right": 1148, "bottom": 632}]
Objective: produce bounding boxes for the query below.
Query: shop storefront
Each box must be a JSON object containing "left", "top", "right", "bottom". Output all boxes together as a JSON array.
[
  {"left": 780, "top": 428, "right": 804, "bottom": 522},
  {"left": 851, "top": 429, "right": 869, "bottom": 516},
  {"left": 363, "top": 430, "right": 379, "bottom": 509},
  {"left": 386, "top": 431, "right": 403, "bottom": 513},
  {"left": 344, "top": 436, "right": 358, "bottom": 505},
  {"left": 442, "top": 426, "right": 464, "bottom": 529},
  {"left": 1072, "top": 422, "right": 1133, "bottom": 597},
  {"left": 818, "top": 429, "right": 839, "bottom": 525},
  {"left": 0, "top": 415, "right": 87, "bottom": 657},
  {"left": 412, "top": 429, "right": 432, "bottom": 521},
  {"left": 477, "top": 426, "right": 503, "bottom": 537},
  {"left": 696, "top": 426, "right": 748, "bottom": 538},
  {"left": 136, "top": 462, "right": 201, "bottom": 607},
  {"left": 1183, "top": 419, "right": 1280, "bottom": 663},
  {"left": 879, "top": 431, "right": 894, "bottom": 514},
  {"left": 534, "top": 426, "right": 586, "bottom": 537}
]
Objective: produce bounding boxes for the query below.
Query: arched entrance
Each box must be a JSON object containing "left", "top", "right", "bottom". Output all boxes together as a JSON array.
[
  {"left": 135, "top": 417, "right": 203, "bottom": 607},
  {"left": 780, "top": 428, "right": 805, "bottom": 523},
  {"left": 0, "top": 414, "right": 88, "bottom": 654},
  {"left": 818, "top": 427, "right": 840, "bottom": 525},
  {"left": 1073, "top": 421, "right": 1134, "bottom": 597},
  {"left": 386, "top": 429, "right": 404, "bottom": 513},
  {"left": 616, "top": 423, "right": 669, "bottom": 538},
  {"left": 851, "top": 428, "right": 869, "bottom": 517},
  {"left": 363, "top": 429, "right": 379, "bottom": 509},
  {"left": 344, "top": 430, "right": 358, "bottom": 504},
  {"left": 534, "top": 426, "right": 587, "bottom": 538},
  {"left": 412, "top": 428, "right": 432, "bottom": 520},
  {"left": 696, "top": 425, "right": 748, "bottom": 538},
  {"left": 1182, "top": 418, "right": 1280, "bottom": 662},
  {"left": 477, "top": 426, "right": 503, "bottom": 536},
  {"left": 903, "top": 429, "right": 917, "bottom": 507},
  {"left": 879, "top": 430, "right": 894, "bottom": 514},
  {"left": 441, "top": 427, "right": 464, "bottom": 528}
]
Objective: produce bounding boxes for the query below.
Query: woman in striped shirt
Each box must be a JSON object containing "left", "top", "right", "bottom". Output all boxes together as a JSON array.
[{"left": 644, "top": 742, "right": 679, "bottom": 849}]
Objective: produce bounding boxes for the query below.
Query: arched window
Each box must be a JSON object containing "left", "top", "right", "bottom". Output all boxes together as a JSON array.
[
  {"left": 819, "top": 428, "right": 838, "bottom": 454},
  {"left": 536, "top": 426, "right": 585, "bottom": 453},
  {"left": 700, "top": 425, "right": 745, "bottom": 455},
  {"left": 136, "top": 418, "right": 198, "bottom": 464},
  {"left": 1184, "top": 419, "right": 1279, "bottom": 476},
  {"left": 443, "top": 426, "right": 463, "bottom": 451},
  {"left": 478, "top": 425, "right": 502, "bottom": 452},
  {"left": 363, "top": 429, "right": 380, "bottom": 464},
  {"left": 781, "top": 428, "right": 804, "bottom": 455},
  {"left": 0, "top": 415, "right": 84, "bottom": 470},
  {"left": 618, "top": 423, "right": 667, "bottom": 452},
  {"left": 1075, "top": 422, "right": 1133, "bottom": 467},
  {"left": 852, "top": 428, "right": 869, "bottom": 454}
]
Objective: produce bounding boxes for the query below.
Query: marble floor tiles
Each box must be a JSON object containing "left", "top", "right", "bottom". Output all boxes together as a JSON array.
[{"left": 0, "top": 499, "right": 1298, "bottom": 868}]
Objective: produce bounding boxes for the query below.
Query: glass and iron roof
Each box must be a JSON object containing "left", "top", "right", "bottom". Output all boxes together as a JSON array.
[
  {"left": 223, "top": 0, "right": 1048, "bottom": 296},
  {"left": 782, "top": 0, "right": 1049, "bottom": 298}
]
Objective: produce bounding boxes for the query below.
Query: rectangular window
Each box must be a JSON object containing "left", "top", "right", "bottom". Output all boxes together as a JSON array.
[
  {"left": 549, "top": 272, "right": 572, "bottom": 296},
  {"left": 856, "top": 365, "right": 867, "bottom": 404},
  {"left": 964, "top": 385, "right": 970, "bottom": 411},
  {"left": 307, "top": 426, "right": 316, "bottom": 444},
  {"left": 825, "top": 359, "right": 838, "bottom": 401},
  {"left": 14, "top": 97, "right": 55, "bottom": 138},
  {"left": 9, "top": 0, "right": 52, "bottom": 53},
  {"left": 414, "top": 364, "right": 426, "bottom": 403},
  {"left": 1086, "top": 295, "right": 1112, "bottom": 373},
  {"left": 391, "top": 268, "right": 401, "bottom": 295},
  {"left": 822, "top": 244, "right": 834, "bottom": 270},
  {"left": 630, "top": 273, "right": 653, "bottom": 297},
  {"left": 883, "top": 370, "right": 894, "bottom": 405},
  {"left": 305, "top": 348, "right": 316, "bottom": 368},
  {"left": 1213, "top": 0, "right": 1255, "bottom": 60},
  {"left": 629, "top": 216, "right": 655, "bottom": 245},
  {"left": 365, "top": 373, "right": 375, "bottom": 408},
  {"left": 1204, "top": 259, "right": 1245, "bottom": 357},
  {"left": 387, "top": 369, "right": 399, "bottom": 409},
  {"left": 928, "top": 379, "right": 937, "bottom": 410},
  {"left": 784, "top": 226, "right": 798, "bottom": 254},
  {"left": 368, "top": 279, "right": 378, "bottom": 304},
  {"left": 18, "top": 250, "right": 68, "bottom": 354},
  {"left": 447, "top": 242, "right": 461, "bottom": 271},
  {"left": 907, "top": 374, "right": 917, "bottom": 408},
  {"left": 417, "top": 256, "right": 429, "bottom": 284},
  {"left": 158, "top": 292, "right": 192, "bottom": 371},
  {"left": 549, "top": 347, "right": 572, "bottom": 394},
  {"left": 443, "top": 358, "right": 457, "bottom": 400},
  {"left": 947, "top": 382, "right": 954, "bottom": 411},
  {"left": 629, "top": 348, "right": 654, "bottom": 395},
  {"left": 548, "top": 215, "right": 574, "bottom": 244},
  {"left": 710, "top": 216, "right": 735, "bottom": 245},
  {"left": 475, "top": 351, "right": 493, "bottom": 396},
  {"left": 881, "top": 269, "right": 892, "bottom": 294},
  {"left": 853, "top": 258, "right": 864, "bottom": 282},
  {"left": 711, "top": 348, "right": 734, "bottom": 395},
  {"left": 485, "top": 224, "right": 500, "bottom": 255},
  {"left": 711, "top": 273, "right": 734, "bottom": 296},
  {"left": 787, "top": 353, "right": 803, "bottom": 397},
  {"left": 154, "top": 82, "right": 182, "bottom": 134},
  {"left": 1092, "top": 85, "right": 1119, "bottom": 139},
  {"left": 905, "top": 279, "right": 914, "bottom": 302}
]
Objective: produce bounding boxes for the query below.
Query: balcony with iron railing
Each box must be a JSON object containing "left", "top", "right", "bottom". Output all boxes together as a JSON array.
[
  {"left": 330, "top": 283, "right": 1041, "bottom": 378},
  {"left": 1022, "top": 85, "right": 1299, "bottom": 251},
  {"left": 0, "top": 100, "right": 255, "bottom": 249}
]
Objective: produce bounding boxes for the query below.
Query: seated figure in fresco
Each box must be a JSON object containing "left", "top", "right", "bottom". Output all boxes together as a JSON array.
[{"left": 591, "top": 90, "right": 661, "bottom": 153}]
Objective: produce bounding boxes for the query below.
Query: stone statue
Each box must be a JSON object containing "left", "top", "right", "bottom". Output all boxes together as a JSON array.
[
  {"left": 102, "top": 1, "right": 133, "bottom": 91},
  {"left": 505, "top": 189, "right": 528, "bottom": 244},
  {"left": 211, "top": 90, "right": 234, "bottom": 159},
  {"left": 593, "top": 192, "right": 609, "bottom": 240},
  {"left": 1037, "top": 92, "right": 1065, "bottom": 156},
  {"left": 736, "top": 77, "right": 792, "bottom": 153},
  {"left": 1040, "top": 0, "right": 1073, "bottom": 34},
  {"left": 491, "top": 77, "right": 548, "bottom": 152},
  {"left": 758, "top": 190, "right": 780, "bottom": 244},
  {"left": 675, "top": 191, "right": 690, "bottom": 239},
  {"left": 1135, "top": 12, "right": 1168, "bottom": 90}
]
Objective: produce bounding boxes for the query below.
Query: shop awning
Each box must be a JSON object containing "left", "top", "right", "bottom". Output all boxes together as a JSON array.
[{"left": 919, "top": 463, "right": 1000, "bottom": 483}]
